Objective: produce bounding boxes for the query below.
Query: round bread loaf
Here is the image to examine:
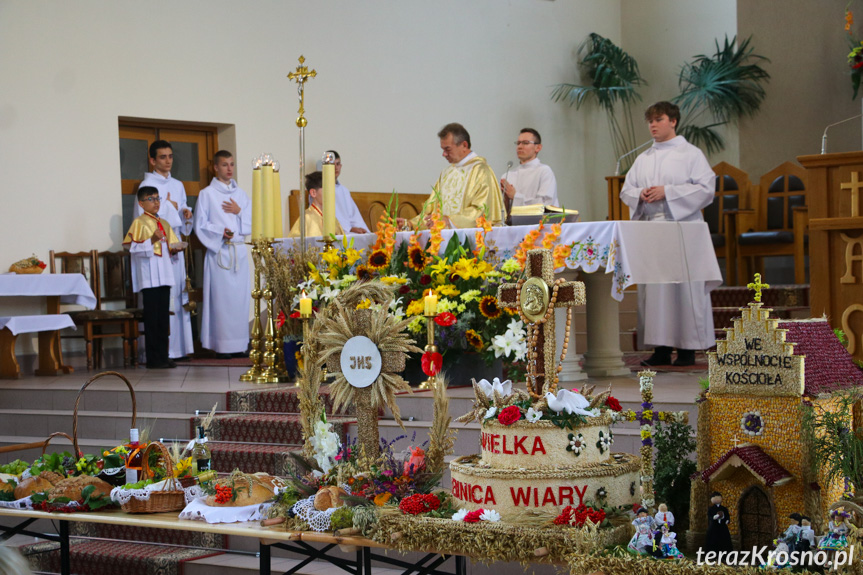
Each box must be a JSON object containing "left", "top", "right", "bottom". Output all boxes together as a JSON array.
[
  {"left": 14, "top": 476, "right": 54, "bottom": 499},
  {"left": 205, "top": 477, "right": 274, "bottom": 507},
  {"left": 47, "top": 476, "right": 113, "bottom": 501},
  {"left": 313, "top": 485, "right": 347, "bottom": 511}
]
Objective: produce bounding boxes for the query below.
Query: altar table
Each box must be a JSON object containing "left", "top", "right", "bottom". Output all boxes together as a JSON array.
[
  {"left": 0, "top": 273, "right": 96, "bottom": 375},
  {"left": 279, "top": 221, "right": 722, "bottom": 379},
  {"left": 0, "top": 507, "right": 466, "bottom": 575}
]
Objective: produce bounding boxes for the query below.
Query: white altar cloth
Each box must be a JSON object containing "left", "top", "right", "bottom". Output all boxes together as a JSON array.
[
  {"left": 0, "top": 315, "right": 75, "bottom": 335},
  {"left": 277, "top": 221, "right": 722, "bottom": 300},
  {"left": 0, "top": 273, "right": 97, "bottom": 309}
]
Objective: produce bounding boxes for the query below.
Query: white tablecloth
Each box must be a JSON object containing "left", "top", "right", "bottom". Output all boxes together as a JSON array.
[
  {"left": 0, "top": 314, "right": 75, "bottom": 335},
  {"left": 0, "top": 273, "right": 96, "bottom": 309},
  {"left": 277, "top": 221, "right": 722, "bottom": 301}
]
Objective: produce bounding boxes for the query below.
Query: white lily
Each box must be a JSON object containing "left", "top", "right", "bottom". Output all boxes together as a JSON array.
[
  {"left": 526, "top": 407, "right": 543, "bottom": 423},
  {"left": 544, "top": 389, "right": 598, "bottom": 417}
]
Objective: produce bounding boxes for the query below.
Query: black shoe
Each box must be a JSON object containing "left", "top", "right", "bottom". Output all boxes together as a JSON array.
[
  {"left": 215, "top": 353, "right": 232, "bottom": 360},
  {"left": 641, "top": 346, "right": 673, "bottom": 366},
  {"left": 166, "top": 360, "right": 178, "bottom": 368},
  {"left": 173, "top": 356, "right": 191, "bottom": 362},
  {"left": 231, "top": 352, "right": 249, "bottom": 359},
  {"left": 146, "top": 363, "right": 171, "bottom": 370},
  {"left": 673, "top": 349, "right": 696, "bottom": 366}
]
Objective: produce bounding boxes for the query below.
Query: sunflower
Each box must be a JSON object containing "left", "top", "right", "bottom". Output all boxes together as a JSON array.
[
  {"left": 368, "top": 249, "right": 390, "bottom": 271},
  {"left": 465, "top": 329, "right": 483, "bottom": 350},
  {"left": 407, "top": 246, "right": 428, "bottom": 272},
  {"left": 356, "top": 265, "right": 372, "bottom": 282},
  {"left": 478, "top": 295, "right": 502, "bottom": 319}
]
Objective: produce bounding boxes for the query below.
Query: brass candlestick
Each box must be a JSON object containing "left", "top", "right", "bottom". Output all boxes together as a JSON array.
[
  {"left": 418, "top": 314, "right": 438, "bottom": 390},
  {"left": 240, "top": 243, "right": 264, "bottom": 382},
  {"left": 259, "top": 242, "right": 289, "bottom": 383}
]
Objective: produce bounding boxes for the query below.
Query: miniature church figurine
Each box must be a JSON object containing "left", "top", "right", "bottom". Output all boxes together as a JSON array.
[
  {"left": 705, "top": 491, "right": 733, "bottom": 554},
  {"left": 628, "top": 507, "right": 658, "bottom": 555},
  {"left": 655, "top": 503, "right": 675, "bottom": 528},
  {"left": 659, "top": 523, "right": 684, "bottom": 559},
  {"left": 819, "top": 509, "right": 851, "bottom": 551}
]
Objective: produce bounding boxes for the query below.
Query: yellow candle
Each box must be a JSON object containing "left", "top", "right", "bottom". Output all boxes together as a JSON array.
[
  {"left": 424, "top": 289, "right": 438, "bottom": 316},
  {"left": 322, "top": 163, "right": 336, "bottom": 236},
  {"left": 262, "top": 164, "right": 275, "bottom": 238},
  {"left": 252, "top": 167, "right": 263, "bottom": 239},
  {"left": 299, "top": 291, "right": 312, "bottom": 317},
  {"left": 273, "top": 169, "right": 283, "bottom": 238}
]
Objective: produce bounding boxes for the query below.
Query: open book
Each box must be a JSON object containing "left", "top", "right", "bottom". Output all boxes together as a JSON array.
[{"left": 509, "top": 204, "right": 579, "bottom": 224}]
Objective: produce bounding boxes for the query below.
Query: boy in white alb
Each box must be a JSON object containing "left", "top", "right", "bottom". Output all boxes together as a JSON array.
[
  {"left": 193, "top": 151, "right": 252, "bottom": 357},
  {"left": 326, "top": 150, "right": 369, "bottom": 234},
  {"left": 123, "top": 186, "right": 181, "bottom": 369},
  {"left": 133, "top": 140, "right": 195, "bottom": 360}
]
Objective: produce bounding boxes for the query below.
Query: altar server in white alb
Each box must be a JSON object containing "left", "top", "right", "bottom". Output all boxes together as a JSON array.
[
  {"left": 620, "top": 101, "right": 717, "bottom": 367},
  {"left": 134, "top": 140, "right": 195, "bottom": 360},
  {"left": 194, "top": 151, "right": 252, "bottom": 357},
  {"left": 327, "top": 150, "right": 369, "bottom": 234},
  {"left": 500, "top": 128, "right": 558, "bottom": 207}
]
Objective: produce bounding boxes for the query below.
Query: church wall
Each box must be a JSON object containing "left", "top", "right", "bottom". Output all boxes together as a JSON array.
[
  {"left": 620, "top": 0, "right": 740, "bottom": 167},
  {"left": 737, "top": 0, "right": 862, "bottom": 176},
  {"left": 0, "top": 0, "right": 621, "bottom": 343}
]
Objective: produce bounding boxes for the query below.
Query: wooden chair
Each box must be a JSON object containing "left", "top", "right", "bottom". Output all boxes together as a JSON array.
[
  {"left": 726, "top": 162, "right": 809, "bottom": 285},
  {"left": 287, "top": 190, "right": 425, "bottom": 232},
  {"left": 95, "top": 250, "right": 143, "bottom": 365},
  {"left": 49, "top": 249, "right": 136, "bottom": 370},
  {"left": 704, "top": 162, "right": 752, "bottom": 286}
]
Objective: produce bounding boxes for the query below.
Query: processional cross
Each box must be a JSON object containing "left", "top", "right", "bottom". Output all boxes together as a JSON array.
[
  {"left": 498, "top": 249, "right": 585, "bottom": 398},
  {"left": 287, "top": 55, "right": 316, "bottom": 128}
]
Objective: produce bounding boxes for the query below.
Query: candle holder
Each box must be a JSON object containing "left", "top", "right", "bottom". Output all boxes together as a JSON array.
[
  {"left": 240, "top": 243, "right": 265, "bottom": 382},
  {"left": 259, "top": 242, "right": 289, "bottom": 384},
  {"left": 299, "top": 312, "right": 311, "bottom": 388},
  {"left": 418, "top": 313, "right": 438, "bottom": 390},
  {"left": 317, "top": 236, "right": 336, "bottom": 252}
]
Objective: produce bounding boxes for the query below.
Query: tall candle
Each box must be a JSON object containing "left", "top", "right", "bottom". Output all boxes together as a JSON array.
[
  {"left": 322, "top": 163, "right": 336, "bottom": 236},
  {"left": 252, "top": 167, "right": 263, "bottom": 239},
  {"left": 424, "top": 289, "right": 438, "bottom": 316},
  {"left": 262, "top": 164, "right": 275, "bottom": 238},
  {"left": 299, "top": 291, "right": 312, "bottom": 317},
  {"left": 273, "top": 169, "right": 283, "bottom": 238}
]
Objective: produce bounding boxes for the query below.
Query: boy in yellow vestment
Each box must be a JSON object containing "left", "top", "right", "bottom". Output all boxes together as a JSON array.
[
  {"left": 288, "top": 171, "right": 344, "bottom": 238},
  {"left": 123, "top": 186, "right": 182, "bottom": 369}
]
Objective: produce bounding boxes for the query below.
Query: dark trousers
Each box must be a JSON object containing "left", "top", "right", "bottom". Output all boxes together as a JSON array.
[{"left": 141, "top": 286, "right": 170, "bottom": 367}]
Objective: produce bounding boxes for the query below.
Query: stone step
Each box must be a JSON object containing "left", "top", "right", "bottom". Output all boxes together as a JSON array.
[
  {"left": 207, "top": 441, "right": 303, "bottom": 476},
  {"left": 0, "top": 386, "right": 226, "bottom": 416},
  {"left": 0, "top": 408, "right": 191, "bottom": 446},
  {"left": 710, "top": 284, "right": 809, "bottom": 308}
]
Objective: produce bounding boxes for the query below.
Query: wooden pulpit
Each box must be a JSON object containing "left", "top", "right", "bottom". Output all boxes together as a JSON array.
[
  {"left": 798, "top": 151, "right": 863, "bottom": 363},
  {"left": 606, "top": 176, "right": 629, "bottom": 221}
]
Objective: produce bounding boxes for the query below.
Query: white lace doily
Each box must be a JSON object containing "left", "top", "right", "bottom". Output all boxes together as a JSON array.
[
  {"left": 292, "top": 485, "right": 352, "bottom": 532},
  {"left": 178, "top": 497, "right": 271, "bottom": 523},
  {"left": 0, "top": 495, "right": 83, "bottom": 511}
]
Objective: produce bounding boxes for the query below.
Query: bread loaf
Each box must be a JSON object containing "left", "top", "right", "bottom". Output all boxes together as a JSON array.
[
  {"left": 47, "top": 476, "right": 112, "bottom": 501},
  {"left": 313, "top": 485, "right": 347, "bottom": 511},
  {"left": 14, "top": 476, "right": 54, "bottom": 499},
  {"left": 205, "top": 476, "right": 274, "bottom": 507}
]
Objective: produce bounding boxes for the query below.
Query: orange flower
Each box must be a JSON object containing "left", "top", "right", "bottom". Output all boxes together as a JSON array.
[
  {"left": 479, "top": 295, "right": 502, "bottom": 319},
  {"left": 847, "top": 10, "right": 854, "bottom": 33},
  {"left": 553, "top": 244, "right": 572, "bottom": 269},
  {"left": 542, "top": 223, "right": 562, "bottom": 249},
  {"left": 465, "top": 329, "right": 483, "bottom": 350},
  {"left": 428, "top": 212, "right": 446, "bottom": 256},
  {"left": 368, "top": 249, "right": 391, "bottom": 271},
  {"left": 473, "top": 214, "right": 493, "bottom": 257},
  {"left": 514, "top": 223, "right": 544, "bottom": 267},
  {"left": 374, "top": 492, "right": 393, "bottom": 506}
]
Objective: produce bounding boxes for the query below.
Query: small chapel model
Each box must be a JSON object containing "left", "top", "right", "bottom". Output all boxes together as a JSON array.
[{"left": 688, "top": 279, "right": 863, "bottom": 551}]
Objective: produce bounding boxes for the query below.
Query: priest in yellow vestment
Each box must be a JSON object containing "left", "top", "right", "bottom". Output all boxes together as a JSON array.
[
  {"left": 407, "top": 123, "right": 502, "bottom": 229},
  {"left": 289, "top": 171, "right": 344, "bottom": 238}
]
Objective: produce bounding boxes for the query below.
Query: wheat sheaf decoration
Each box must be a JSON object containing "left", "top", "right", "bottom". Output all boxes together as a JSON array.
[{"left": 315, "top": 281, "right": 422, "bottom": 460}]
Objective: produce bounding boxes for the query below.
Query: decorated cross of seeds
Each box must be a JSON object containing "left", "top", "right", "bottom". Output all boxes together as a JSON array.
[
  {"left": 316, "top": 282, "right": 421, "bottom": 461},
  {"left": 498, "top": 249, "right": 585, "bottom": 398},
  {"left": 747, "top": 273, "right": 770, "bottom": 303}
]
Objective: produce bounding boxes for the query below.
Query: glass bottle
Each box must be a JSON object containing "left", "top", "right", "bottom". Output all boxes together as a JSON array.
[
  {"left": 191, "top": 426, "right": 211, "bottom": 474},
  {"left": 124, "top": 428, "right": 144, "bottom": 484}
]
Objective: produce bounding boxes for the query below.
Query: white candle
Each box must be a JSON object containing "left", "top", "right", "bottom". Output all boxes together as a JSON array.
[
  {"left": 424, "top": 290, "right": 438, "bottom": 316},
  {"left": 300, "top": 291, "right": 312, "bottom": 317},
  {"left": 273, "top": 168, "right": 283, "bottom": 238},
  {"left": 262, "top": 164, "right": 275, "bottom": 238},
  {"left": 252, "top": 166, "right": 263, "bottom": 240},
  {"left": 322, "top": 163, "right": 336, "bottom": 236}
]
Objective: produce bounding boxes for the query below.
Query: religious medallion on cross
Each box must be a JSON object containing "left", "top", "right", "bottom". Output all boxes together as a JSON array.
[{"left": 498, "top": 249, "right": 585, "bottom": 398}]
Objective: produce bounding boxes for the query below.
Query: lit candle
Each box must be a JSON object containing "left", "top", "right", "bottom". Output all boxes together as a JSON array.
[
  {"left": 322, "top": 161, "right": 336, "bottom": 237},
  {"left": 299, "top": 291, "right": 312, "bottom": 317},
  {"left": 262, "top": 161, "right": 275, "bottom": 238},
  {"left": 424, "top": 289, "right": 438, "bottom": 316},
  {"left": 273, "top": 162, "right": 283, "bottom": 238},
  {"left": 251, "top": 159, "right": 263, "bottom": 240}
]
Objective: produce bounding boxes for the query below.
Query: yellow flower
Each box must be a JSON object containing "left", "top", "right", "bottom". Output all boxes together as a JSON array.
[
  {"left": 408, "top": 316, "right": 425, "bottom": 333},
  {"left": 321, "top": 247, "right": 342, "bottom": 268},
  {"left": 368, "top": 249, "right": 390, "bottom": 271},
  {"left": 344, "top": 248, "right": 363, "bottom": 267},
  {"left": 356, "top": 298, "right": 372, "bottom": 310},
  {"left": 429, "top": 260, "right": 449, "bottom": 278},
  {"left": 406, "top": 299, "right": 425, "bottom": 317},
  {"left": 174, "top": 456, "right": 192, "bottom": 477},
  {"left": 456, "top": 303, "right": 466, "bottom": 313},
  {"left": 380, "top": 275, "right": 408, "bottom": 285},
  {"left": 501, "top": 258, "right": 522, "bottom": 274},
  {"left": 436, "top": 284, "right": 460, "bottom": 297},
  {"left": 465, "top": 329, "right": 483, "bottom": 350},
  {"left": 460, "top": 290, "right": 481, "bottom": 303},
  {"left": 307, "top": 262, "right": 324, "bottom": 285},
  {"left": 436, "top": 298, "right": 456, "bottom": 313},
  {"left": 478, "top": 296, "right": 502, "bottom": 319},
  {"left": 640, "top": 429, "right": 652, "bottom": 440}
]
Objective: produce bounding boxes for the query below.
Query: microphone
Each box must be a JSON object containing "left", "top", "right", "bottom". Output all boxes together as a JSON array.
[
  {"left": 821, "top": 114, "right": 863, "bottom": 154},
  {"left": 614, "top": 140, "right": 653, "bottom": 176}
]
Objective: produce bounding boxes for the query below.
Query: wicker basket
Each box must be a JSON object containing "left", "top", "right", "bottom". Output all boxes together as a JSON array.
[
  {"left": 118, "top": 441, "right": 186, "bottom": 514},
  {"left": 73, "top": 371, "right": 137, "bottom": 457}
]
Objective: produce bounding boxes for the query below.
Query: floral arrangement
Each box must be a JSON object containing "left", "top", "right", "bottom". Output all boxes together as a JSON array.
[
  {"left": 847, "top": 6, "right": 863, "bottom": 98},
  {"left": 552, "top": 504, "right": 607, "bottom": 527},
  {"left": 452, "top": 508, "right": 501, "bottom": 523},
  {"left": 458, "top": 378, "right": 615, "bottom": 431},
  {"left": 291, "top": 213, "right": 533, "bottom": 372}
]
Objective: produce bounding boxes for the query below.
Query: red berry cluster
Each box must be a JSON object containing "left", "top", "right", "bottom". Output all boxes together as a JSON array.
[
  {"left": 553, "top": 504, "right": 606, "bottom": 527},
  {"left": 214, "top": 484, "right": 234, "bottom": 504},
  {"left": 398, "top": 493, "right": 441, "bottom": 515}
]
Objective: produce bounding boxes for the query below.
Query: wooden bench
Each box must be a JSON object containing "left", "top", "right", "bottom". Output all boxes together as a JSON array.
[{"left": 0, "top": 315, "right": 75, "bottom": 378}]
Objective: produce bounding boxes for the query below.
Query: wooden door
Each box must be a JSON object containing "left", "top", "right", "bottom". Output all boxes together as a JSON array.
[{"left": 738, "top": 486, "right": 775, "bottom": 551}]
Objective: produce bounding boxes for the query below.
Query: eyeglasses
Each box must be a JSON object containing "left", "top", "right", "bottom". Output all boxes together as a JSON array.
[
  {"left": 515, "top": 140, "right": 537, "bottom": 146},
  {"left": 142, "top": 196, "right": 160, "bottom": 203}
]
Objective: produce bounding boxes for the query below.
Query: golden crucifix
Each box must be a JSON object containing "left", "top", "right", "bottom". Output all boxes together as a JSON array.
[
  {"left": 287, "top": 55, "right": 317, "bottom": 128},
  {"left": 747, "top": 273, "right": 770, "bottom": 303}
]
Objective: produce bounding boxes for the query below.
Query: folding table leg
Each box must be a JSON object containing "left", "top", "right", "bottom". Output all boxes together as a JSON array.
[
  {"left": 260, "top": 542, "right": 271, "bottom": 575},
  {"left": 59, "top": 520, "right": 70, "bottom": 575}
]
